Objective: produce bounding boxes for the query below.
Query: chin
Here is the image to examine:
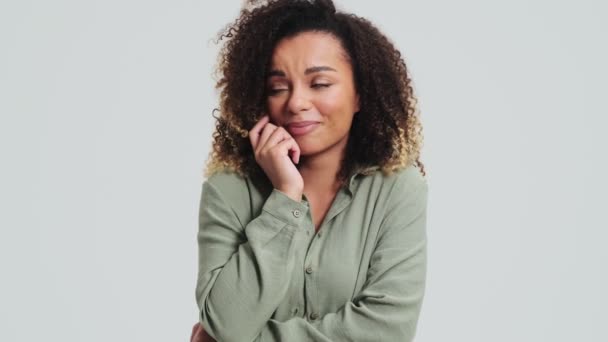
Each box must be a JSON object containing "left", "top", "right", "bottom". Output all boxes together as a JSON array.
[{"left": 295, "top": 140, "right": 324, "bottom": 156}]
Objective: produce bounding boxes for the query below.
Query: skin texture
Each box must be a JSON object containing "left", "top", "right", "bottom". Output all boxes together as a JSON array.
[
  {"left": 203, "top": 0, "right": 426, "bottom": 189},
  {"left": 265, "top": 31, "right": 360, "bottom": 226},
  {"left": 266, "top": 31, "right": 359, "bottom": 163},
  {"left": 249, "top": 114, "right": 303, "bottom": 201}
]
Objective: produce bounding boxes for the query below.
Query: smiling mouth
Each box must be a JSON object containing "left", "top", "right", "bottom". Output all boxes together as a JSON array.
[{"left": 285, "top": 122, "right": 320, "bottom": 136}]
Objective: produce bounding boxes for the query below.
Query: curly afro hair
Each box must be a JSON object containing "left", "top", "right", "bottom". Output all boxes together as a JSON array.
[{"left": 203, "top": 0, "right": 426, "bottom": 187}]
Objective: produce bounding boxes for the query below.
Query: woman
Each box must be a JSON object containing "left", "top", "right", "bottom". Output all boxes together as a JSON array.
[{"left": 192, "top": 0, "right": 428, "bottom": 341}]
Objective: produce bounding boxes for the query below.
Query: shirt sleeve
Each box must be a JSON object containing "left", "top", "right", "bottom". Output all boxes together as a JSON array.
[
  {"left": 253, "top": 176, "right": 429, "bottom": 342},
  {"left": 195, "top": 179, "right": 310, "bottom": 342}
]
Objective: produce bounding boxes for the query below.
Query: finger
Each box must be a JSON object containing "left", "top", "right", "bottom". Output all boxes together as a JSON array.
[
  {"left": 291, "top": 143, "right": 301, "bottom": 164},
  {"left": 249, "top": 115, "right": 269, "bottom": 150},
  {"left": 248, "top": 115, "right": 270, "bottom": 150},
  {"left": 256, "top": 123, "right": 278, "bottom": 154},
  {"left": 267, "top": 127, "right": 300, "bottom": 164},
  {"left": 262, "top": 126, "right": 292, "bottom": 151},
  {"left": 274, "top": 136, "right": 301, "bottom": 164}
]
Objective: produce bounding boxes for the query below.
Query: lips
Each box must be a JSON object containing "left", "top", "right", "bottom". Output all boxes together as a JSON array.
[{"left": 285, "top": 121, "right": 320, "bottom": 136}]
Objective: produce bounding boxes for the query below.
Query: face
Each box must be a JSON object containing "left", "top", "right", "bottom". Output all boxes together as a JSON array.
[{"left": 265, "top": 31, "right": 360, "bottom": 157}]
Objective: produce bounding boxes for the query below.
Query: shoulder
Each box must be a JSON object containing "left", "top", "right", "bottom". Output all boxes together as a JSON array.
[
  {"left": 204, "top": 169, "right": 248, "bottom": 191},
  {"left": 388, "top": 164, "right": 428, "bottom": 196},
  {"left": 360, "top": 164, "right": 427, "bottom": 199},
  {"left": 387, "top": 165, "right": 428, "bottom": 210},
  {"left": 352, "top": 164, "right": 428, "bottom": 225},
  {"left": 373, "top": 165, "right": 428, "bottom": 238},
  {"left": 383, "top": 165, "right": 428, "bottom": 221},
  {"left": 201, "top": 169, "right": 252, "bottom": 211}
]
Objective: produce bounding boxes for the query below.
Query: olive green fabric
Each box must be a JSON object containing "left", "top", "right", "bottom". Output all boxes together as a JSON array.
[{"left": 195, "top": 164, "right": 428, "bottom": 342}]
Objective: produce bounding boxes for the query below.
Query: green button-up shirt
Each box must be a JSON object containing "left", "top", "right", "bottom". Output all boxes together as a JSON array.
[{"left": 195, "top": 164, "right": 428, "bottom": 342}]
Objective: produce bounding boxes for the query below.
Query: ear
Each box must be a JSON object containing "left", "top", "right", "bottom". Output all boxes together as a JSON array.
[{"left": 354, "top": 93, "right": 360, "bottom": 113}]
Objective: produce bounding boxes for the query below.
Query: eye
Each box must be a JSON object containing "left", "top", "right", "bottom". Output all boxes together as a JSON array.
[
  {"left": 267, "top": 88, "right": 287, "bottom": 96},
  {"left": 312, "top": 83, "right": 331, "bottom": 89}
]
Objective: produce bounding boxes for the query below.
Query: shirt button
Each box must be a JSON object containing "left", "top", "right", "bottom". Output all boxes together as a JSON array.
[
  {"left": 305, "top": 266, "right": 313, "bottom": 274},
  {"left": 292, "top": 209, "right": 301, "bottom": 218},
  {"left": 310, "top": 312, "right": 319, "bottom": 320}
]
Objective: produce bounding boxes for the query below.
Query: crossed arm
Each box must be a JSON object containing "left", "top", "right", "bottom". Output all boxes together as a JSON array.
[{"left": 194, "top": 174, "right": 428, "bottom": 342}]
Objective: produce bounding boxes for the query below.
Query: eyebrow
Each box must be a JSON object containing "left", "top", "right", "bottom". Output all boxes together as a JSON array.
[{"left": 267, "top": 65, "right": 337, "bottom": 77}]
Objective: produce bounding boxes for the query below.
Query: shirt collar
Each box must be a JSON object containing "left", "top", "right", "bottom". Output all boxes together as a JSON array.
[
  {"left": 346, "top": 164, "right": 380, "bottom": 195},
  {"left": 254, "top": 164, "right": 380, "bottom": 198}
]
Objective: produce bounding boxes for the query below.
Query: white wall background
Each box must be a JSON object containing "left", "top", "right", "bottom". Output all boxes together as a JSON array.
[{"left": 1, "top": 0, "right": 606, "bottom": 341}]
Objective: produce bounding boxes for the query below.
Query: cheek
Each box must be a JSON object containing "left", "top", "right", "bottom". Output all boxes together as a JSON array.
[
  {"left": 266, "top": 99, "right": 283, "bottom": 123},
  {"left": 266, "top": 98, "right": 278, "bottom": 112},
  {"left": 317, "top": 92, "right": 355, "bottom": 126}
]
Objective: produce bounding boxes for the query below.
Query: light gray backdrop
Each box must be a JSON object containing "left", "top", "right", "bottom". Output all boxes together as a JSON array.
[{"left": 1, "top": 0, "right": 606, "bottom": 341}]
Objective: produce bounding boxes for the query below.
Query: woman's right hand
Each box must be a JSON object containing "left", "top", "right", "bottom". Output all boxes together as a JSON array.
[{"left": 249, "top": 115, "right": 304, "bottom": 202}]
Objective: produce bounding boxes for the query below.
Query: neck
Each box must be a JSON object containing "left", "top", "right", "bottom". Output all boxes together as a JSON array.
[{"left": 297, "top": 141, "right": 347, "bottom": 195}]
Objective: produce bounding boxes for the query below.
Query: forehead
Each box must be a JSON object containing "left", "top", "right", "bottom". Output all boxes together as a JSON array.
[{"left": 270, "top": 31, "right": 350, "bottom": 71}]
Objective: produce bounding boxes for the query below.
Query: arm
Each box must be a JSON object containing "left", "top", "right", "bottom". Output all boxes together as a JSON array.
[
  {"left": 253, "top": 175, "right": 429, "bottom": 342},
  {"left": 195, "top": 179, "right": 309, "bottom": 342}
]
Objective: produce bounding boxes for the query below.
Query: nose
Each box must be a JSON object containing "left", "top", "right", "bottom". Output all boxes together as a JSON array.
[{"left": 286, "top": 84, "right": 312, "bottom": 115}]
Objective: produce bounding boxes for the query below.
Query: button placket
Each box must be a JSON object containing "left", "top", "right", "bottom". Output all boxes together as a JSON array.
[
  {"left": 302, "top": 208, "right": 320, "bottom": 325},
  {"left": 292, "top": 209, "right": 301, "bottom": 218}
]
